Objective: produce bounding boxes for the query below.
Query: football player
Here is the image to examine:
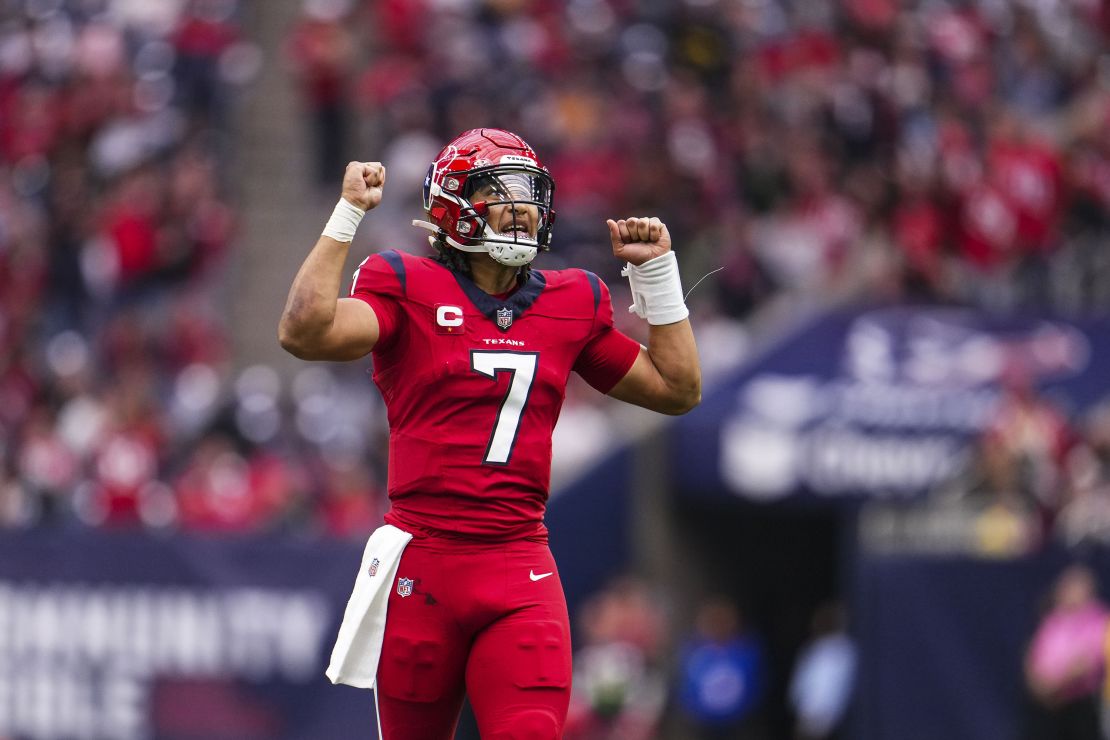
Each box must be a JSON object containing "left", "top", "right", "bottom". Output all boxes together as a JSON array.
[{"left": 279, "top": 128, "right": 700, "bottom": 739}]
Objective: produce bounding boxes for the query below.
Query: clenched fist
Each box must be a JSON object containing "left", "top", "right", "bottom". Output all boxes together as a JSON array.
[
  {"left": 342, "top": 161, "right": 386, "bottom": 211},
  {"left": 606, "top": 217, "right": 671, "bottom": 266}
]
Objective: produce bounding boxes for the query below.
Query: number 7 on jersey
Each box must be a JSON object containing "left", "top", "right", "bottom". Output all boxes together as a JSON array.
[{"left": 470, "top": 351, "right": 539, "bottom": 465}]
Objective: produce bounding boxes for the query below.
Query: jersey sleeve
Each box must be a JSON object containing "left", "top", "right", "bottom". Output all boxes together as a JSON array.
[
  {"left": 349, "top": 250, "right": 406, "bottom": 350},
  {"left": 573, "top": 273, "right": 641, "bottom": 394}
]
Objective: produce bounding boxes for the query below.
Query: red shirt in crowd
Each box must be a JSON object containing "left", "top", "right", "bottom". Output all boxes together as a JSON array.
[{"left": 987, "top": 136, "right": 1064, "bottom": 252}]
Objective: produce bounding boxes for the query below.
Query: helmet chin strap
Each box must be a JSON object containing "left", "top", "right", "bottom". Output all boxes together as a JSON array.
[
  {"left": 411, "top": 219, "right": 538, "bottom": 267},
  {"left": 412, "top": 219, "right": 485, "bottom": 253}
]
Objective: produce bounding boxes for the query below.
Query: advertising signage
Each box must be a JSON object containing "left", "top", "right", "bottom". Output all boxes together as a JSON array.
[{"left": 676, "top": 307, "right": 1110, "bottom": 502}]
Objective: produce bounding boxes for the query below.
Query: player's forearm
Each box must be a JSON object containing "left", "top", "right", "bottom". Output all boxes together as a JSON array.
[
  {"left": 645, "top": 318, "right": 701, "bottom": 414},
  {"left": 278, "top": 235, "right": 351, "bottom": 353},
  {"left": 610, "top": 224, "right": 701, "bottom": 413},
  {"left": 282, "top": 164, "right": 384, "bottom": 357}
]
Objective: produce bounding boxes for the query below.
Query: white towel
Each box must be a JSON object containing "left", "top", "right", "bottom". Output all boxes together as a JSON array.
[{"left": 326, "top": 523, "right": 413, "bottom": 689}]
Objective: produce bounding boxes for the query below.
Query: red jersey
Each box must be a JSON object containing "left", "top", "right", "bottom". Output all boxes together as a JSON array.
[{"left": 350, "top": 250, "right": 640, "bottom": 541}]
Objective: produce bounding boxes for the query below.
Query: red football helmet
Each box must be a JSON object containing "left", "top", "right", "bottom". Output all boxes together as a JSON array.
[{"left": 413, "top": 128, "right": 556, "bottom": 267}]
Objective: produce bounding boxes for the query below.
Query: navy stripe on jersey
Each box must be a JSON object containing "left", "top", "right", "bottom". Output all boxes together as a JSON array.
[
  {"left": 584, "top": 271, "right": 601, "bottom": 316},
  {"left": 451, "top": 269, "right": 547, "bottom": 332},
  {"left": 381, "top": 249, "right": 407, "bottom": 295}
]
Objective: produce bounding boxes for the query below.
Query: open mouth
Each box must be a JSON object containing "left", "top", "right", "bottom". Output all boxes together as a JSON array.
[{"left": 497, "top": 227, "right": 535, "bottom": 241}]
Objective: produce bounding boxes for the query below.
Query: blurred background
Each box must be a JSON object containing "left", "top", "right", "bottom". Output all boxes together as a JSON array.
[{"left": 0, "top": 0, "right": 1108, "bottom": 738}]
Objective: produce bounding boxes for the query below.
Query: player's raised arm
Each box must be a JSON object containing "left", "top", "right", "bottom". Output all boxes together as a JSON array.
[
  {"left": 278, "top": 162, "right": 385, "bottom": 361},
  {"left": 605, "top": 217, "right": 701, "bottom": 415}
]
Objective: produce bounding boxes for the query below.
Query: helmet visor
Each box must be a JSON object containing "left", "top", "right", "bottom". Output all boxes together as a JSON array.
[
  {"left": 465, "top": 166, "right": 553, "bottom": 209},
  {"left": 462, "top": 165, "right": 555, "bottom": 249}
]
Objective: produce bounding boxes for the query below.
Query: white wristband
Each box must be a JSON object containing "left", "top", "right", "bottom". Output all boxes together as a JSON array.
[
  {"left": 621, "top": 251, "right": 689, "bottom": 325},
  {"left": 322, "top": 198, "right": 366, "bottom": 243}
]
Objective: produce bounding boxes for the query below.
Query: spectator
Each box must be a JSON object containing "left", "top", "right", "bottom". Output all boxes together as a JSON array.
[
  {"left": 1024, "top": 565, "right": 1109, "bottom": 740},
  {"left": 789, "top": 602, "right": 857, "bottom": 740},
  {"left": 1056, "top": 403, "right": 1110, "bottom": 546},
  {"left": 313, "top": 455, "right": 384, "bottom": 539},
  {"left": 677, "top": 597, "right": 767, "bottom": 739},
  {"left": 286, "top": 0, "right": 357, "bottom": 187},
  {"left": 565, "top": 578, "right": 668, "bottom": 740},
  {"left": 171, "top": 0, "right": 241, "bottom": 126},
  {"left": 15, "top": 405, "right": 77, "bottom": 525},
  {"left": 981, "top": 365, "right": 1072, "bottom": 513}
]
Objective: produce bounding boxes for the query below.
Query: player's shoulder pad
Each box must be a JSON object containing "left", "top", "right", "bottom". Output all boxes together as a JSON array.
[
  {"left": 351, "top": 248, "right": 408, "bottom": 298},
  {"left": 536, "top": 267, "right": 607, "bottom": 318},
  {"left": 581, "top": 270, "right": 603, "bottom": 316}
]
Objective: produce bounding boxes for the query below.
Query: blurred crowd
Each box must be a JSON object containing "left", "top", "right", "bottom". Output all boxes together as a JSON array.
[
  {"left": 864, "top": 374, "right": 1110, "bottom": 557},
  {"left": 562, "top": 578, "right": 855, "bottom": 740},
  {"left": 925, "top": 371, "right": 1110, "bottom": 553},
  {"left": 0, "top": 0, "right": 390, "bottom": 537},
  {"left": 293, "top": 0, "right": 1110, "bottom": 320},
  {"left": 2, "top": 0, "right": 1110, "bottom": 537},
  {"left": 982, "top": 378, "right": 1110, "bottom": 549}
]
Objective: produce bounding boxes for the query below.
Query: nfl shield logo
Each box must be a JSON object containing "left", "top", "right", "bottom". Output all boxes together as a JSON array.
[
  {"left": 496, "top": 307, "right": 513, "bottom": 330},
  {"left": 397, "top": 577, "right": 414, "bottom": 598},
  {"left": 368, "top": 558, "right": 380, "bottom": 577}
]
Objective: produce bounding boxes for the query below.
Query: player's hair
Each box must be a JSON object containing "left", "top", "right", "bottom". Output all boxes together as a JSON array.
[
  {"left": 431, "top": 235, "right": 532, "bottom": 282},
  {"left": 431, "top": 235, "right": 472, "bottom": 276}
]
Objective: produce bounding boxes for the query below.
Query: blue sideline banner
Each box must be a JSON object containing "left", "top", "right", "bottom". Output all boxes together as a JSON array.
[
  {"left": 0, "top": 531, "right": 374, "bottom": 740},
  {"left": 676, "top": 306, "right": 1110, "bottom": 502}
]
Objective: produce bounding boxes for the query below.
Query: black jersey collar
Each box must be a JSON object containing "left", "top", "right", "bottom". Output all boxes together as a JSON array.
[{"left": 450, "top": 268, "right": 547, "bottom": 332}]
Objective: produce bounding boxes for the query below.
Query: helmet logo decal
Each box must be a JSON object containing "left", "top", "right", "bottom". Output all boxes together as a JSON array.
[{"left": 431, "top": 145, "right": 459, "bottom": 180}]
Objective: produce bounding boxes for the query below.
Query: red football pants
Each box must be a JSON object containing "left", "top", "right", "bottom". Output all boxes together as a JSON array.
[{"left": 374, "top": 535, "right": 572, "bottom": 740}]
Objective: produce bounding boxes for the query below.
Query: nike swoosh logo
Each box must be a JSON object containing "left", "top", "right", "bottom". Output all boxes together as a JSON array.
[{"left": 529, "top": 570, "right": 553, "bottom": 582}]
